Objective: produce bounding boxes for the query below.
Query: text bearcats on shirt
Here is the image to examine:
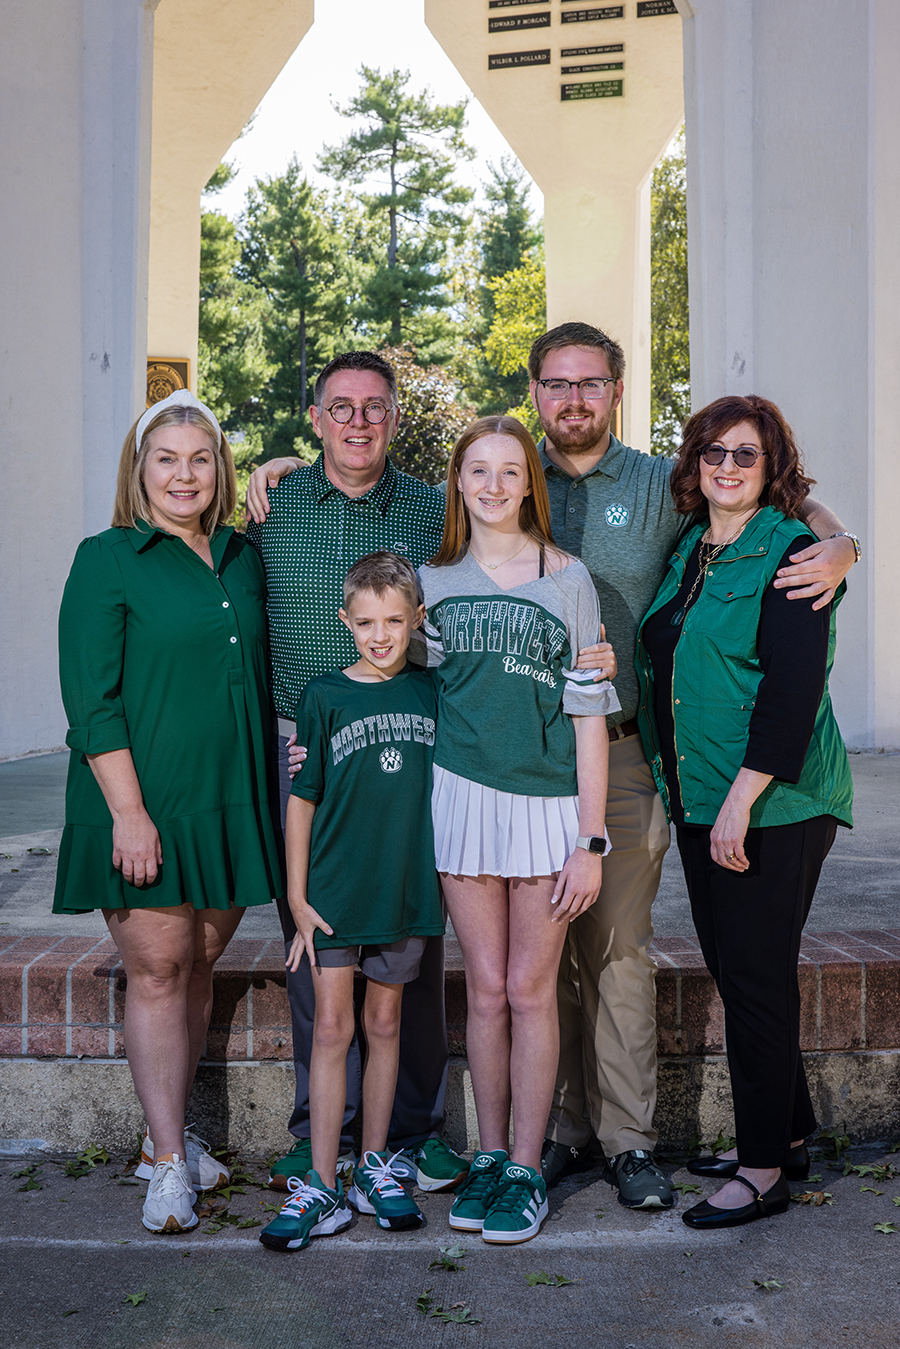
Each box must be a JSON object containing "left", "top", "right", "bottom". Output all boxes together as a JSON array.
[
  {"left": 331, "top": 710, "right": 436, "bottom": 766},
  {"left": 431, "top": 596, "right": 568, "bottom": 663}
]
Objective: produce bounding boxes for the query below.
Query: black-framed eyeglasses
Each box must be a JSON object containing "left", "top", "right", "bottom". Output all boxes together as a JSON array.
[
  {"left": 700, "top": 445, "right": 767, "bottom": 468},
  {"left": 326, "top": 401, "right": 390, "bottom": 425},
  {"left": 536, "top": 377, "right": 617, "bottom": 400}
]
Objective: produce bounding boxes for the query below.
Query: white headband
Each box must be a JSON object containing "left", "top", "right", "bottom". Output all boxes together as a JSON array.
[{"left": 135, "top": 389, "right": 222, "bottom": 454}]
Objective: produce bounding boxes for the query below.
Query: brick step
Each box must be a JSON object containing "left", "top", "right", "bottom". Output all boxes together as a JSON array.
[{"left": 2, "top": 929, "right": 898, "bottom": 1061}]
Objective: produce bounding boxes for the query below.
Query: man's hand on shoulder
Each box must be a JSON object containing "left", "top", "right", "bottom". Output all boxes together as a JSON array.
[
  {"left": 773, "top": 534, "right": 856, "bottom": 610},
  {"left": 246, "top": 457, "right": 305, "bottom": 524}
]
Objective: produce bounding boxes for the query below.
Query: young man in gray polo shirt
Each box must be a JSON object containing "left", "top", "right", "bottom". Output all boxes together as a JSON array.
[{"left": 530, "top": 322, "right": 858, "bottom": 1209}]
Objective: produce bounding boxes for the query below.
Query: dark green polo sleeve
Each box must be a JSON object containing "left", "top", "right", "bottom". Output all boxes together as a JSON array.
[{"left": 59, "top": 535, "right": 132, "bottom": 755}]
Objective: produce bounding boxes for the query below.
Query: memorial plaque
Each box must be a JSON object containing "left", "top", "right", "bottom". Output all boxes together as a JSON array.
[
  {"left": 146, "top": 359, "right": 190, "bottom": 407},
  {"left": 489, "top": 48, "right": 551, "bottom": 69},
  {"left": 488, "top": 0, "right": 548, "bottom": 7},
  {"left": 637, "top": 1, "right": 678, "bottom": 15},
  {"left": 489, "top": 12, "right": 551, "bottom": 32},
  {"left": 561, "top": 8, "right": 625, "bottom": 25},
  {"left": 562, "top": 61, "right": 623, "bottom": 73},
  {"left": 560, "top": 44, "right": 624, "bottom": 57},
  {"left": 561, "top": 78, "right": 624, "bottom": 100}
]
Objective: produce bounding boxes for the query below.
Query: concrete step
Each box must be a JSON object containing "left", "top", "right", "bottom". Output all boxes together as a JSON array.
[{"left": 2, "top": 929, "right": 899, "bottom": 1155}]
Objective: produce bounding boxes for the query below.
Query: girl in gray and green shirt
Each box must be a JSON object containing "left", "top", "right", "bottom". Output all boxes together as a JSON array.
[{"left": 418, "top": 417, "right": 619, "bottom": 1245}]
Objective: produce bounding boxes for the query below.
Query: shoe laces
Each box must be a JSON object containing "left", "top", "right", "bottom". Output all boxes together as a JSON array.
[
  {"left": 616, "top": 1150, "right": 660, "bottom": 1180},
  {"left": 488, "top": 1172, "right": 537, "bottom": 1215},
  {"left": 282, "top": 1174, "right": 330, "bottom": 1215},
  {"left": 151, "top": 1155, "right": 192, "bottom": 1197},
  {"left": 458, "top": 1156, "right": 501, "bottom": 1202},
  {"left": 358, "top": 1151, "right": 407, "bottom": 1198}
]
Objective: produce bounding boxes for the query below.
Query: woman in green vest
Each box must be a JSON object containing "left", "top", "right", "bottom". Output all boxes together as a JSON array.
[{"left": 636, "top": 394, "right": 853, "bottom": 1231}]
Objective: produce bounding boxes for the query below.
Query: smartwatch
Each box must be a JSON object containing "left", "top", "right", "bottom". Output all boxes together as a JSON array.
[{"left": 575, "top": 834, "right": 611, "bottom": 857}]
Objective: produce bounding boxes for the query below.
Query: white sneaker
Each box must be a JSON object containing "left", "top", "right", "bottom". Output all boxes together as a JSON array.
[
  {"left": 134, "top": 1125, "right": 230, "bottom": 1192},
  {"left": 141, "top": 1153, "right": 199, "bottom": 1233}
]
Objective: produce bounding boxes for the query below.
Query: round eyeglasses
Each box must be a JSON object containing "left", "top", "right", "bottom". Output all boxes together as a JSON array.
[
  {"left": 326, "top": 401, "right": 390, "bottom": 425},
  {"left": 700, "top": 445, "right": 767, "bottom": 468},
  {"left": 536, "top": 377, "right": 617, "bottom": 400}
]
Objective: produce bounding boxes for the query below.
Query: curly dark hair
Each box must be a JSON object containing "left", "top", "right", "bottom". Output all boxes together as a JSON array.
[{"left": 670, "top": 394, "right": 815, "bottom": 518}]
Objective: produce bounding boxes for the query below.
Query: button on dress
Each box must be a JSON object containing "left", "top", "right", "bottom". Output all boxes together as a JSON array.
[{"left": 53, "top": 524, "right": 283, "bottom": 911}]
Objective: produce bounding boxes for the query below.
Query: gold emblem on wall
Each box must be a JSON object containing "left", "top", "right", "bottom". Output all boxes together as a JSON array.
[{"left": 146, "top": 359, "right": 191, "bottom": 407}]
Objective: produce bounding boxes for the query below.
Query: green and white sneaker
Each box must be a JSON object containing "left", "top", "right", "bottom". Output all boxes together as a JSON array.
[
  {"left": 448, "top": 1150, "right": 508, "bottom": 1231},
  {"left": 258, "top": 1170, "right": 352, "bottom": 1251},
  {"left": 482, "top": 1160, "right": 548, "bottom": 1244},
  {"left": 348, "top": 1151, "right": 424, "bottom": 1230},
  {"left": 397, "top": 1138, "right": 471, "bottom": 1192},
  {"left": 269, "top": 1138, "right": 355, "bottom": 1191}
]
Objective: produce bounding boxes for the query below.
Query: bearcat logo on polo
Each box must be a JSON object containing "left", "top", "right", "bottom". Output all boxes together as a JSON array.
[
  {"left": 379, "top": 747, "right": 402, "bottom": 773},
  {"left": 331, "top": 712, "right": 435, "bottom": 766},
  {"left": 605, "top": 503, "right": 629, "bottom": 527},
  {"left": 430, "top": 597, "right": 569, "bottom": 689}
]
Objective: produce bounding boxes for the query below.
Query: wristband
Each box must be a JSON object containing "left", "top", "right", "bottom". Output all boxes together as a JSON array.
[{"left": 830, "top": 531, "right": 861, "bottom": 564}]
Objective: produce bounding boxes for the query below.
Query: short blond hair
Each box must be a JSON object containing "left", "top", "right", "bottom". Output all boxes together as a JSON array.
[
  {"left": 112, "top": 404, "right": 237, "bottom": 535},
  {"left": 342, "top": 552, "right": 421, "bottom": 613}
]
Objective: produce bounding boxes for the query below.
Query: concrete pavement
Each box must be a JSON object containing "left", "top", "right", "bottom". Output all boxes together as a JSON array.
[{"left": 3, "top": 1138, "right": 900, "bottom": 1348}]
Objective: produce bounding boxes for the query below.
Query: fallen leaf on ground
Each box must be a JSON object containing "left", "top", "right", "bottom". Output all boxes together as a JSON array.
[
  {"left": 791, "top": 1191, "right": 834, "bottom": 1206},
  {"left": 525, "top": 1271, "right": 576, "bottom": 1287},
  {"left": 752, "top": 1278, "right": 783, "bottom": 1292},
  {"left": 874, "top": 1222, "right": 898, "bottom": 1235},
  {"left": 124, "top": 1292, "right": 147, "bottom": 1307}
]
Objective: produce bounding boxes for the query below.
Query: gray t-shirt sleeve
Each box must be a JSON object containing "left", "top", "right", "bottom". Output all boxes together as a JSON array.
[{"left": 558, "top": 561, "right": 622, "bottom": 718}]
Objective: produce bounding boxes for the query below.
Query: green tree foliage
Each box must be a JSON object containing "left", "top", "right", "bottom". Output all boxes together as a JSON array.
[
  {"left": 465, "top": 158, "right": 543, "bottom": 414},
  {"left": 240, "top": 158, "right": 356, "bottom": 459},
  {"left": 318, "top": 66, "right": 474, "bottom": 352},
  {"left": 380, "top": 344, "right": 475, "bottom": 485},
  {"left": 650, "top": 128, "right": 690, "bottom": 456},
  {"left": 483, "top": 252, "right": 546, "bottom": 437},
  {"left": 197, "top": 163, "right": 271, "bottom": 424}
]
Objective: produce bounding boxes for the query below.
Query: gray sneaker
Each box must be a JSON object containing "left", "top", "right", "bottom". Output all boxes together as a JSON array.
[
  {"left": 540, "top": 1138, "right": 596, "bottom": 1189},
  {"left": 608, "top": 1150, "right": 674, "bottom": 1209}
]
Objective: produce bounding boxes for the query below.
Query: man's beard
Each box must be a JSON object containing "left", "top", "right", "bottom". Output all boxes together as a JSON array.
[{"left": 539, "top": 405, "right": 613, "bottom": 456}]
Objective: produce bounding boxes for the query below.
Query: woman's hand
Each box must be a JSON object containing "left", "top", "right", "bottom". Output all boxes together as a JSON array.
[
  {"left": 286, "top": 733, "right": 307, "bottom": 778},
  {"left": 285, "top": 901, "right": 334, "bottom": 971},
  {"left": 709, "top": 767, "right": 773, "bottom": 871},
  {"left": 551, "top": 849, "right": 603, "bottom": 922},
  {"left": 575, "top": 623, "right": 617, "bottom": 682},
  {"left": 111, "top": 808, "right": 163, "bottom": 887},
  {"left": 246, "top": 458, "right": 304, "bottom": 524}
]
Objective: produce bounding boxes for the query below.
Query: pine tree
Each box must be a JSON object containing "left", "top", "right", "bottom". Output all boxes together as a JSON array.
[{"left": 318, "top": 66, "right": 474, "bottom": 351}]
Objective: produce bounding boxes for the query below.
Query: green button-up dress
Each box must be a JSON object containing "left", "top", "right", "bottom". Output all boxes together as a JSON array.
[{"left": 53, "top": 524, "right": 283, "bottom": 912}]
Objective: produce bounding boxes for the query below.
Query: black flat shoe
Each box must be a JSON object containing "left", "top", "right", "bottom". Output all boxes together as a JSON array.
[
  {"left": 682, "top": 1174, "right": 792, "bottom": 1229},
  {"left": 687, "top": 1143, "right": 810, "bottom": 1182}
]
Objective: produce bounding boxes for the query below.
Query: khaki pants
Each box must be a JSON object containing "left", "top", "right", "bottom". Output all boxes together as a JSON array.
[{"left": 548, "top": 733, "right": 670, "bottom": 1158}]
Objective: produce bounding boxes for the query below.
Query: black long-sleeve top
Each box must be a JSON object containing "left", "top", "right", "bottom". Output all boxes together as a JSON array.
[{"left": 642, "top": 536, "right": 832, "bottom": 827}]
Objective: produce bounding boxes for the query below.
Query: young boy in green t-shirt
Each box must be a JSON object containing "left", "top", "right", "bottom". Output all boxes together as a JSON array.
[{"left": 260, "top": 552, "right": 446, "bottom": 1252}]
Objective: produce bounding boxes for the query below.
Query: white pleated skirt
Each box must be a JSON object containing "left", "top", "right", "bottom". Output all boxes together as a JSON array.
[{"left": 432, "top": 764, "right": 579, "bottom": 878}]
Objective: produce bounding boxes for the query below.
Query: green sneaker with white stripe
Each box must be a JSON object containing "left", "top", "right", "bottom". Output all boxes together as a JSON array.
[{"left": 481, "top": 1160, "right": 548, "bottom": 1244}]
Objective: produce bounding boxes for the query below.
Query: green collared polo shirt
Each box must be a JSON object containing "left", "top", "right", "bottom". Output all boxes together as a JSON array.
[
  {"left": 539, "top": 435, "right": 687, "bottom": 723},
  {"left": 246, "top": 453, "right": 445, "bottom": 717}
]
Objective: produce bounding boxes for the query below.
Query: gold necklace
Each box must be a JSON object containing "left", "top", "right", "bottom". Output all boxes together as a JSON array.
[
  {"left": 467, "top": 538, "right": 529, "bottom": 571},
  {"left": 671, "top": 512, "right": 759, "bottom": 627}
]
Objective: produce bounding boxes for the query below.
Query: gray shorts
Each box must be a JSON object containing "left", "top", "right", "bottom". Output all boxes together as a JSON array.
[{"left": 315, "top": 935, "right": 428, "bottom": 984}]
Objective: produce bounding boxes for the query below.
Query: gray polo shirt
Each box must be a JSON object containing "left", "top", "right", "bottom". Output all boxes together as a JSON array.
[{"left": 540, "top": 435, "right": 687, "bottom": 724}]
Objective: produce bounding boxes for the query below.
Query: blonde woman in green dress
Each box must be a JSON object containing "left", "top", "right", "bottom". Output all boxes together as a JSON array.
[{"left": 54, "top": 391, "right": 283, "bottom": 1233}]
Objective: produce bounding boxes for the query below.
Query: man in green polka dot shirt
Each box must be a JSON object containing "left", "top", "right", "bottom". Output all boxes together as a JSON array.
[{"left": 246, "top": 351, "right": 466, "bottom": 1193}]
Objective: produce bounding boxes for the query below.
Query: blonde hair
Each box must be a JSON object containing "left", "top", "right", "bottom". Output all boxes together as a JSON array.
[
  {"left": 112, "top": 404, "right": 237, "bottom": 535},
  {"left": 342, "top": 551, "right": 421, "bottom": 613},
  {"left": 430, "top": 416, "right": 557, "bottom": 567}
]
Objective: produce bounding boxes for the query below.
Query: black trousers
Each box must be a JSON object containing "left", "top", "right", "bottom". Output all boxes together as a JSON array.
[
  {"left": 676, "top": 815, "right": 838, "bottom": 1169},
  {"left": 270, "top": 731, "right": 448, "bottom": 1151}
]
